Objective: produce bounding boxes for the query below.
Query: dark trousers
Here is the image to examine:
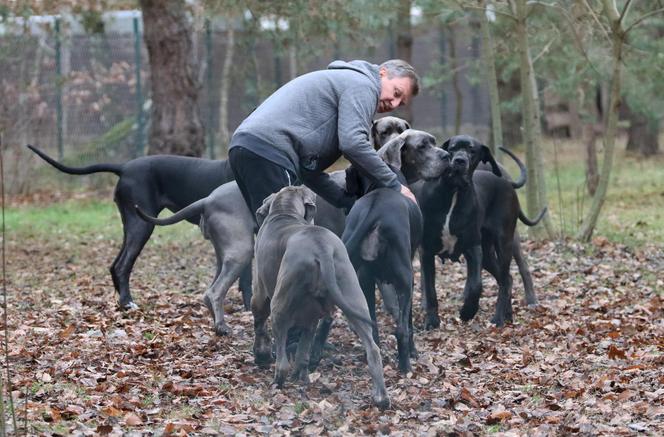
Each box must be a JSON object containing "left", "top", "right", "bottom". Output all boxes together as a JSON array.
[{"left": 229, "top": 146, "right": 297, "bottom": 222}]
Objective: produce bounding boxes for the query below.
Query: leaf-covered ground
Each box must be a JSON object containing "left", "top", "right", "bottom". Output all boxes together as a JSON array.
[{"left": 4, "top": 229, "right": 663, "bottom": 436}]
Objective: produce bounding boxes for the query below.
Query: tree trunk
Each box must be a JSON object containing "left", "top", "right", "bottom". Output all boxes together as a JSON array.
[
  {"left": 624, "top": 103, "right": 660, "bottom": 156},
  {"left": 511, "top": 0, "right": 554, "bottom": 239},
  {"left": 395, "top": 0, "right": 414, "bottom": 124},
  {"left": 576, "top": 0, "right": 626, "bottom": 241},
  {"left": 140, "top": 0, "right": 204, "bottom": 156},
  {"left": 448, "top": 23, "right": 463, "bottom": 134},
  {"left": 584, "top": 124, "right": 600, "bottom": 196},
  {"left": 477, "top": 0, "right": 503, "bottom": 157},
  {"left": 218, "top": 24, "right": 235, "bottom": 155}
]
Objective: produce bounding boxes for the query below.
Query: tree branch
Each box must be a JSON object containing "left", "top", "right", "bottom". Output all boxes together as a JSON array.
[
  {"left": 525, "top": 0, "right": 603, "bottom": 76},
  {"left": 624, "top": 7, "right": 664, "bottom": 35},
  {"left": 583, "top": 0, "right": 612, "bottom": 42},
  {"left": 619, "top": 0, "right": 634, "bottom": 25}
]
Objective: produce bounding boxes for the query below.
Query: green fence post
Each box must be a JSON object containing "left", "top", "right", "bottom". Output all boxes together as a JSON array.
[
  {"left": 55, "top": 17, "right": 63, "bottom": 160},
  {"left": 206, "top": 18, "right": 215, "bottom": 159},
  {"left": 134, "top": 16, "right": 145, "bottom": 157}
]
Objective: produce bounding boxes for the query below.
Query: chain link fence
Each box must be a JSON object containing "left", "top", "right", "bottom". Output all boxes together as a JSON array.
[{"left": 1, "top": 11, "right": 489, "bottom": 195}]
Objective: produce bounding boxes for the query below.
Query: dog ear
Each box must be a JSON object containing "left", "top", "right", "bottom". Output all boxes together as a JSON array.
[
  {"left": 402, "top": 120, "right": 411, "bottom": 131},
  {"left": 255, "top": 193, "right": 276, "bottom": 228},
  {"left": 441, "top": 138, "right": 451, "bottom": 151},
  {"left": 301, "top": 188, "right": 317, "bottom": 224},
  {"left": 479, "top": 145, "right": 502, "bottom": 177},
  {"left": 378, "top": 132, "right": 407, "bottom": 170}
]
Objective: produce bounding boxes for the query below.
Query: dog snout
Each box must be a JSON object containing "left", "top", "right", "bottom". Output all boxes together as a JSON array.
[
  {"left": 452, "top": 154, "right": 468, "bottom": 167},
  {"left": 436, "top": 149, "right": 450, "bottom": 164}
]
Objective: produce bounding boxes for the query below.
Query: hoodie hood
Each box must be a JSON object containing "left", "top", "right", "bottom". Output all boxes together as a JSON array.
[{"left": 328, "top": 60, "right": 381, "bottom": 93}]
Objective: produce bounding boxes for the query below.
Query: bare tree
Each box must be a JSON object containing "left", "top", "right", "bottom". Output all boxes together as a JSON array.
[
  {"left": 509, "top": 0, "right": 554, "bottom": 239},
  {"left": 218, "top": 21, "right": 236, "bottom": 153},
  {"left": 476, "top": 0, "right": 503, "bottom": 156},
  {"left": 576, "top": 0, "right": 630, "bottom": 241},
  {"left": 140, "top": 0, "right": 205, "bottom": 156},
  {"left": 395, "top": 0, "right": 414, "bottom": 124}
]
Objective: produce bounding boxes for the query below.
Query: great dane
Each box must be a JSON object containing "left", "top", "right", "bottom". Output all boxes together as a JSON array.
[
  {"left": 371, "top": 116, "right": 411, "bottom": 149},
  {"left": 372, "top": 115, "right": 538, "bottom": 311},
  {"left": 136, "top": 180, "right": 346, "bottom": 336},
  {"left": 253, "top": 186, "right": 390, "bottom": 409},
  {"left": 26, "top": 145, "right": 250, "bottom": 310},
  {"left": 311, "top": 130, "right": 450, "bottom": 374},
  {"left": 415, "top": 135, "right": 547, "bottom": 328}
]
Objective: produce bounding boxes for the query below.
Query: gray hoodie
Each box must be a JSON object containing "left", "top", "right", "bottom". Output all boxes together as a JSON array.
[{"left": 229, "top": 60, "right": 401, "bottom": 207}]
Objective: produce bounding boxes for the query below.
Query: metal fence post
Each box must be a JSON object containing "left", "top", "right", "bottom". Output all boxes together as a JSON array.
[
  {"left": 206, "top": 18, "right": 215, "bottom": 159},
  {"left": 55, "top": 17, "right": 63, "bottom": 159},
  {"left": 133, "top": 16, "right": 145, "bottom": 157}
]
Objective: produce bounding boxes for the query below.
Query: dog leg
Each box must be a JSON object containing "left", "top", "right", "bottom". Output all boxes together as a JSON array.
[
  {"left": 408, "top": 305, "right": 417, "bottom": 359},
  {"left": 512, "top": 232, "right": 538, "bottom": 306},
  {"left": 291, "top": 324, "right": 314, "bottom": 384},
  {"left": 111, "top": 210, "right": 155, "bottom": 310},
  {"left": 493, "top": 237, "right": 515, "bottom": 327},
  {"left": 379, "top": 276, "right": 412, "bottom": 374},
  {"left": 336, "top": 266, "right": 390, "bottom": 409},
  {"left": 459, "top": 245, "right": 483, "bottom": 322},
  {"left": 251, "top": 283, "right": 273, "bottom": 367},
  {"left": 345, "top": 316, "right": 390, "bottom": 410},
  {"left": 309, "top": 316, "right": 333, "bottom": 369},
  {"left": 272, "top": 317, "right": 291, "bottom": 388},
  {"left": 203, "top": 258, "right": 249, "bottom": 336},
  {"left": 239, "top": 265, "right": 253, "bottom": 310},
  {"left": 395, "top": 277, "right": 413, "bottom": 374},
  {"left": 420, "top": 251, "right": 440, "bottom": 330},
  {"left": 358, "top": 267, "right": 379, "bottom": 344}
]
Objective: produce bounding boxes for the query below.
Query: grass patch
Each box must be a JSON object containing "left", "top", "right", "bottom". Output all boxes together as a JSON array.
[
  {"left": 7, "top": 136, "right": 664, "bottom": 247},
  {"left": 4, "top": 197, "right": 202, "bottom": 246},
  {"left": 507, "top": 137, "right": 664, "bottom": 246}
]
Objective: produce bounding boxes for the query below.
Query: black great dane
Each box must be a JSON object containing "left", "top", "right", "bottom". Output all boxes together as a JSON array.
[
  {"left": 311, "top": 130, "right": 450, "bottom": 374},
  {"left": 414, "top": 135, "right": 546, "bottom": 328},
  {"left": 26, "top": 145, "right": 250, "bottom": 310}
]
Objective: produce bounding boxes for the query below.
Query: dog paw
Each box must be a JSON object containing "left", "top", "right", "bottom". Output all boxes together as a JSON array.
[
  {"left": 292, "top": 368, "right": 310, "bottom": 385},
  {"left": 120, "top": 301, "right": 140, "bottom": 312},
  {"left": 397, "top": 357, "right": 412, "bottom": 375},
  {"left": 459, "top": 302, "right": 479, "bottom": 322},
  {"left": 424, "top": 313, "right": 440, "bottom": 330},
  {"left": 254, "top": 349, "right": 274, "bottom": 367},
  {"left": 214, "top": 322, "right": 231, "bottom": 336},
  {"left": 373, "top": 394, "right": 391, "bottom": 410},
  {"left": 274, "top": 370, "right": 288, "bottom": 388}
]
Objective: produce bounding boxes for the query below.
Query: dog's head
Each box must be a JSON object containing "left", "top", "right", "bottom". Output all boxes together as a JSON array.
[
  {"left": 371, "top": 116, "right": 411, "bottom": 150},
  {"left": 441, "top": 135, "right": 501, "bottom": 186},
  {"left": 378, "top": 129, "right": 450, "bottom": 184},
  {"left": 255, "top": 186, "right": 317, "bottom": 228}
]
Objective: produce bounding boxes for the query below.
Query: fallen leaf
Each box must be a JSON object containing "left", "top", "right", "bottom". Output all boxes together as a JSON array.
[{"left": 124, "top": 412, "right": 143, "bottom": 426}]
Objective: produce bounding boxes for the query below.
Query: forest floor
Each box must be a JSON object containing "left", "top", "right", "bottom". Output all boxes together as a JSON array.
[{"left": 3, "top": 221, "right": 663, "bottom": 435}]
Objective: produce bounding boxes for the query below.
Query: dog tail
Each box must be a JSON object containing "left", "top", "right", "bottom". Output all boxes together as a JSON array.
[
  {"left": 321, "top": 256, "right": 374, "bottom": 327},
  {"left": 26, "top": 144, "right": 123, "bottom": 176},
  {"left": 519, "top": 206, "right": 548, "bottom": 226},
  {"left": 342, "top": 200, "right": 378, "bottom": 262},
  {"left": 134, "top": 198, "right": 205, "bottom": 226},
  {"left": 498, "top": 146, "right": 526, "bottom": 189}
]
